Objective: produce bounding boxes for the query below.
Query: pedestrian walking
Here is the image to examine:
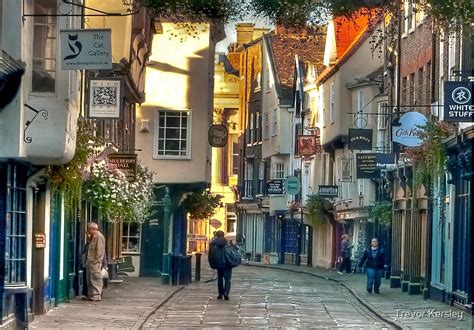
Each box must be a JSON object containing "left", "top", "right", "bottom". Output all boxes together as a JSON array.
[
  {"left": 208, "top": 230, "right": 232, "bottom": 300},
  {"left": 358, "top": 237, "right": 385, "bottom": 294},
  {"left": 337, "top": 234, "right": 352, "bottom": 274},
  {"left": 86, "top": 222, "right": 106, "bottom": 301}
]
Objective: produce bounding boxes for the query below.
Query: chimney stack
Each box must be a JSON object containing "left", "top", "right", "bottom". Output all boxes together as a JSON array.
[{"left": 235, "top": 23, "right": 255, "bottom": 45}]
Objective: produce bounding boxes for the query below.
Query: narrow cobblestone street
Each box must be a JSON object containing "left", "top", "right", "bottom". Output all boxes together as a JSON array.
[{"left": 30, "top": 264, "right": 472, "bottom": 329}]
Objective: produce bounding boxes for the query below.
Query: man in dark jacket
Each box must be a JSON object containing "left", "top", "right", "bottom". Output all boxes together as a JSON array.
[
  {"left": 337, "top": 234, "right": 352, "bottom": 274},
  {"left": 358, "top": 237, "right": 385, "bottom": 294},
  {"left": 208, "top": 230, "right": 232, "bottom": 300}
]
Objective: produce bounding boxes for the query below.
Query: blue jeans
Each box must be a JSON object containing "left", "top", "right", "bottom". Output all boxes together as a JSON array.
[
  {"left": 217, "top": 267, "right": 232, "bottom": 296},
  {"left": 366, "top": 268, "right": 383, "bottom": 292}
]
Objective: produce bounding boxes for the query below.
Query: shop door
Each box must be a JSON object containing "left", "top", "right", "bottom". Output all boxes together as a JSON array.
[{"left": 32, "top": 183, "right": 46, "bottom": 315}]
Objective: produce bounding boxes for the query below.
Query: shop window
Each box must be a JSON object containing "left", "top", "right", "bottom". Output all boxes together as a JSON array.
[{"left": 122, "top": 222, "right": 141, "bottom": 253}]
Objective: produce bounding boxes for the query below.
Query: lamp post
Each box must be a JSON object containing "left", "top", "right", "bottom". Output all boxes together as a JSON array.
[{"left": 161, "top": 187, "right": 171, "bottom": 284}]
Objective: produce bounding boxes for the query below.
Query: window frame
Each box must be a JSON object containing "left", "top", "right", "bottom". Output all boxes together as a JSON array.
[
  {"left": 153, "top": 109, "right": 191, "bottom": 160},
  {"left": 271, "top": 162, "right": 285, "bottom": 179},
  {"left": 244, "top": 162, "right": 254, "bottom": 198},
  {"left": 329, "top": 82, "right": 335, "bottom": 124},
  {"left": 263, "top": 112, "right": 270, "bottom": 140},
  {"left": 272, "top": 108, "right": 278, "bottom": 137},
  {"left": 31, "top": 0, "right": 58, "bottom": 95},
  {"left": 122, "top": 222, "right": 142, "bottom": 254}
]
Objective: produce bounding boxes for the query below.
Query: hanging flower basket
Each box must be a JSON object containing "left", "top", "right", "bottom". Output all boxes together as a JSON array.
[{"left": 181, "top": 190, "right": 223, "bottom": 220}]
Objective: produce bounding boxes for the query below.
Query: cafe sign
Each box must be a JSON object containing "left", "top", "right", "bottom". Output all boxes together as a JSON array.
[
  {"left": 60, "top": 29, "right": 112, "bottom": 70},
  {"left": 444, "top": 81, "right": 473, "bottom": 122},
  {"left": 392, "top": 112, "right": 427, "bottom": 147},
  {"left": 108, "top": 153, "right": 137, "bottom": 181},
  {"left": 208, "top": 124, "right": 228, "bottom": 148}
]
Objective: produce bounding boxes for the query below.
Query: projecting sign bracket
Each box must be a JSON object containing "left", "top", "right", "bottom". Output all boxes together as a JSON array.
[
  {"left": 22, "top": 0, "right": 139, "bottom": 20},
  {"left": 23, "top": 104, "right": 49, "bottom": 144}
]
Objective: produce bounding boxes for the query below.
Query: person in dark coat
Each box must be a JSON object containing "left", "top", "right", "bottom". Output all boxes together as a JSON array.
[
  {"left": 208, "top": 230, "right": 232, "bottom": 300},
  {"left": 358, "top": 237, "right": 385, "bottom": 294},
  {"left": 337, "top": 234, "right": 352, "bottom": 274}
]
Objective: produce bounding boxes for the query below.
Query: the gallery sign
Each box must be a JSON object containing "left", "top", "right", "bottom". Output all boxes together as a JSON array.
[
  {"left": 444, "top": 81, "right": 473, "bottom": 122},
  {"left": 349, "top": 128, "right": 372, "bottom": 150},
  {"left": 61, "top": 29, "right": 112, "bottom": 70},
  {"left": 391, "top": 111, "right": 427, "bottom": 147}
]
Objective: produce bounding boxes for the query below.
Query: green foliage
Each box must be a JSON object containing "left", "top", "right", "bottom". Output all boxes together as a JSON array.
[
  {"left": 181, "top": 190, "right": 224, "bottom": 219},
  {"left": 306, "top": 194, "right": 328, "bottom": 226},
  {"left": 138, "top": 0, "right": 471, "bottom": 30},
  {"left": 369, "top": 200, "right": 392, "bottom": 226},
  {"left": 48, "top": 119, "right": 99, "bottom": 215},
  {"left": 405, "top": 121, "right": 453, "bottom": 188}
]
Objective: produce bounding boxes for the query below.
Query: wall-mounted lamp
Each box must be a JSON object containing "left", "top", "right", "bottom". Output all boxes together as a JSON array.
[{"left": 140, "top": 119, "right": 150, "bottom": 133}]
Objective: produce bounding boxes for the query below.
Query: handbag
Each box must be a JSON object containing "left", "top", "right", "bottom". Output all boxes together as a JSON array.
[{"left": 101, "top": 267, "right": 109, "bottom": 279}]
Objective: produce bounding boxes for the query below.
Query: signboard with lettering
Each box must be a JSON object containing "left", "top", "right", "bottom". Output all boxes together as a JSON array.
[
  {"left": 267, "top": 179, "right": 285, "bottom": 195},
  {"left": 208, "top": 124, "right": 228, "bottom": 147},
  {"left": 356, "top": 153, "right": 380, "bottom": 179},
  {"left": 297, "top": 135, "right": 320, "bottom": 157},
  {"left": 60, "top": 29, "right": 112, "bottom": 70},
  {"left": 349, "top": 128, "right": 373, "bottom": 150},
  {"left": 285, "top": 176, "right": 301, "bottom": 195},
  {"left": 444, "top": 81, "right": 473, "bottom": 122},
  {"left": 87, "top": 78, "right": 123, "bottom": 119},
  {"left": 35, "top": 234, "right": 46, "bottom": 249},
  {"left": 108, "top": 153, "right": 137, "bottom": 181},
  {"left": 318, "top": 185, "right": 339, "bottom": 198},
  {"left": 392, "top": 112, "right": 427, "bottom": 147}
]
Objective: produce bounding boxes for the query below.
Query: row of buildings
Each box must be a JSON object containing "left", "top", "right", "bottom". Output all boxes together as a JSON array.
[
  {"left": 215, "top": 12, "right": 472, "bottom": 313},
  {"left": 1, "top": 0, "right": 224, "bottom": 327}
]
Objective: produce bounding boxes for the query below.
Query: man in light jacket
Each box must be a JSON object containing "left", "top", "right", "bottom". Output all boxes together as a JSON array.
[{"left": 86, "top": 222, "right": 106, "bottom": 301}]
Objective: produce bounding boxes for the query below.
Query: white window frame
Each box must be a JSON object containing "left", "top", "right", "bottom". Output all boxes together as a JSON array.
[
  {"left": 32, "top": 0, "right": 58, "bottom": 94},
  {"left": 244, "top": 162, "right": 254, "bottom": 198},
  {"left": 255, "top": 112, "right": 261, "bottom": 143},
  {"left": 329, "top": 82, "right": 335, "bottom": 124},
  {"left": 377, "top": 101, "right": 389, "bottom": 152},
  {"left": 272, "top": 108, "right": 278, "bottom": 136},
  {"left": 263, "top": 112, "right": 270, "bottom": 139},
  {"left": 249, "top": 113, "right": 255, "bottom": 144},
  {"left": 448, "top": 34, "right": 456, "bottom": 71},
  {"left": 257, "top": 161, "right": 265, "bottom": 195},
  {"left": 272, "top": 162, "right": 285, "bottom": 179},
  {"left": 403, "top": 0, "right": 416, "bottom": 35},
  {"left": 122, "top": 222, "right": 141, "bottom": 254},
  {"left": 154, "top": 109, "right": 191, "bottom": 159}
]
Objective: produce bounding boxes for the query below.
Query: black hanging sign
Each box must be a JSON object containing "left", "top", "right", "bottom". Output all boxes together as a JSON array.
[
  {"left": 356, "top": 153, "right": 380, "bottom": 179},
  {"left": 318, "top": 185, "right": 339, "bottom": 198},
  {"left": 208, "top": 124, "right": 228, "bottom": 148},
  {"left": 108, "top": 153, "right": 137, "bottom": 182},
  {"left": 444, "top": 81, "right": 473, "bottom": 122},
  {"left": 349, "top": 128, "right": 373, "bottom": 150},
  {"left": 267, "top": 179, "right": 285, "bottom": 195}
]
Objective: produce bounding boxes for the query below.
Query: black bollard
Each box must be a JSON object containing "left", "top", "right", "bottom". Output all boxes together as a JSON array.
[{"left": 195, "top": 253, "right": 202, "bottom": 282}]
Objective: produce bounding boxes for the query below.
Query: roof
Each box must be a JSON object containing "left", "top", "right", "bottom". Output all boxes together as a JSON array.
[{"left": 265, "top": 27, "right": 326, "bottom": 104}]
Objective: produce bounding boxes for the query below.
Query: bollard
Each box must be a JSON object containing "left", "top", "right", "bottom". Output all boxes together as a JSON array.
[{"left": 195, "top": 253, "right": 202, "bottom": 282}]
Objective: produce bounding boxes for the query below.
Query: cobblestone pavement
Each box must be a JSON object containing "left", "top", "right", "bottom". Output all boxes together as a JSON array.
[
  {"left": 29, "top": 263, "right": 473, "bottom": 329},
  {"left": 143, "top": 266, "right": 393, "bottom": 329},
  {"left": 246, "top": 263, "right": 473, "bottom": 330}
]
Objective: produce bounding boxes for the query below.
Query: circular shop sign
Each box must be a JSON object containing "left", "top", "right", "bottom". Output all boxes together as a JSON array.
[
  {"left": 285, "top": 176, "right": 302, "bottom": 195},
  {"left": 209, "top": 218, "right": 222, "bottom": 229},
  {"left": 208, "top": 124, "right": 228, "bottom": 148}
]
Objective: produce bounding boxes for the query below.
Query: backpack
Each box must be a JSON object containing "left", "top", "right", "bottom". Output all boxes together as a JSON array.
[{"left": 224, "top": 245, "right": 242, "bottom": 268}]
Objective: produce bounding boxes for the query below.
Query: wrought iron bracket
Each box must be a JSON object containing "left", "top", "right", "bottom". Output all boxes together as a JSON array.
[
  {"left": 24, "top": 104, "right": 49, "bottom": 144},
  {"left": 22, "top": 0, "right": 139, "bottom": 19}
]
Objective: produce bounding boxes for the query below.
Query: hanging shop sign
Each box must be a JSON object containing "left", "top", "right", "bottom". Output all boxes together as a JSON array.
[
  {"left": 209, "top": 219, "right": 222, "bottom": 229},
  {"left": 297, "top": 135, "right": 320, "bottom": 157},
  {"left": 349, "top": 128, "right": 373, "bottom": 150},
  {"left": 356, "top": 153, "right": 380, "bottom": 179},
  {"left": 318, "top": 185, "right": 339, "bottom": 198},
  {"left": 285, "top": 176, "right": 301, "bottom": 195},
  {"left": 267, "top": 179, "right": 285, "bottom": 195},
  {"left": 375, "top": 153, "right": 396, "bottom": 165},
  {"left": 208, "top": 124, "right": 228, "bottom": 148},
  {"left": 444, "top": 81, "right": 473, "bottom": 122},
  {"left": 108, "top": 153, "right": 137, "bottom": 181},
  {"left": 61, "top": 29, "right": 112, "bottom": 70},
  {"left": 391, "top": 112, "right": 427, "bottom": 147},
  {"left": 87, "top": 78, "right": 123, "bottom": 119}
]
